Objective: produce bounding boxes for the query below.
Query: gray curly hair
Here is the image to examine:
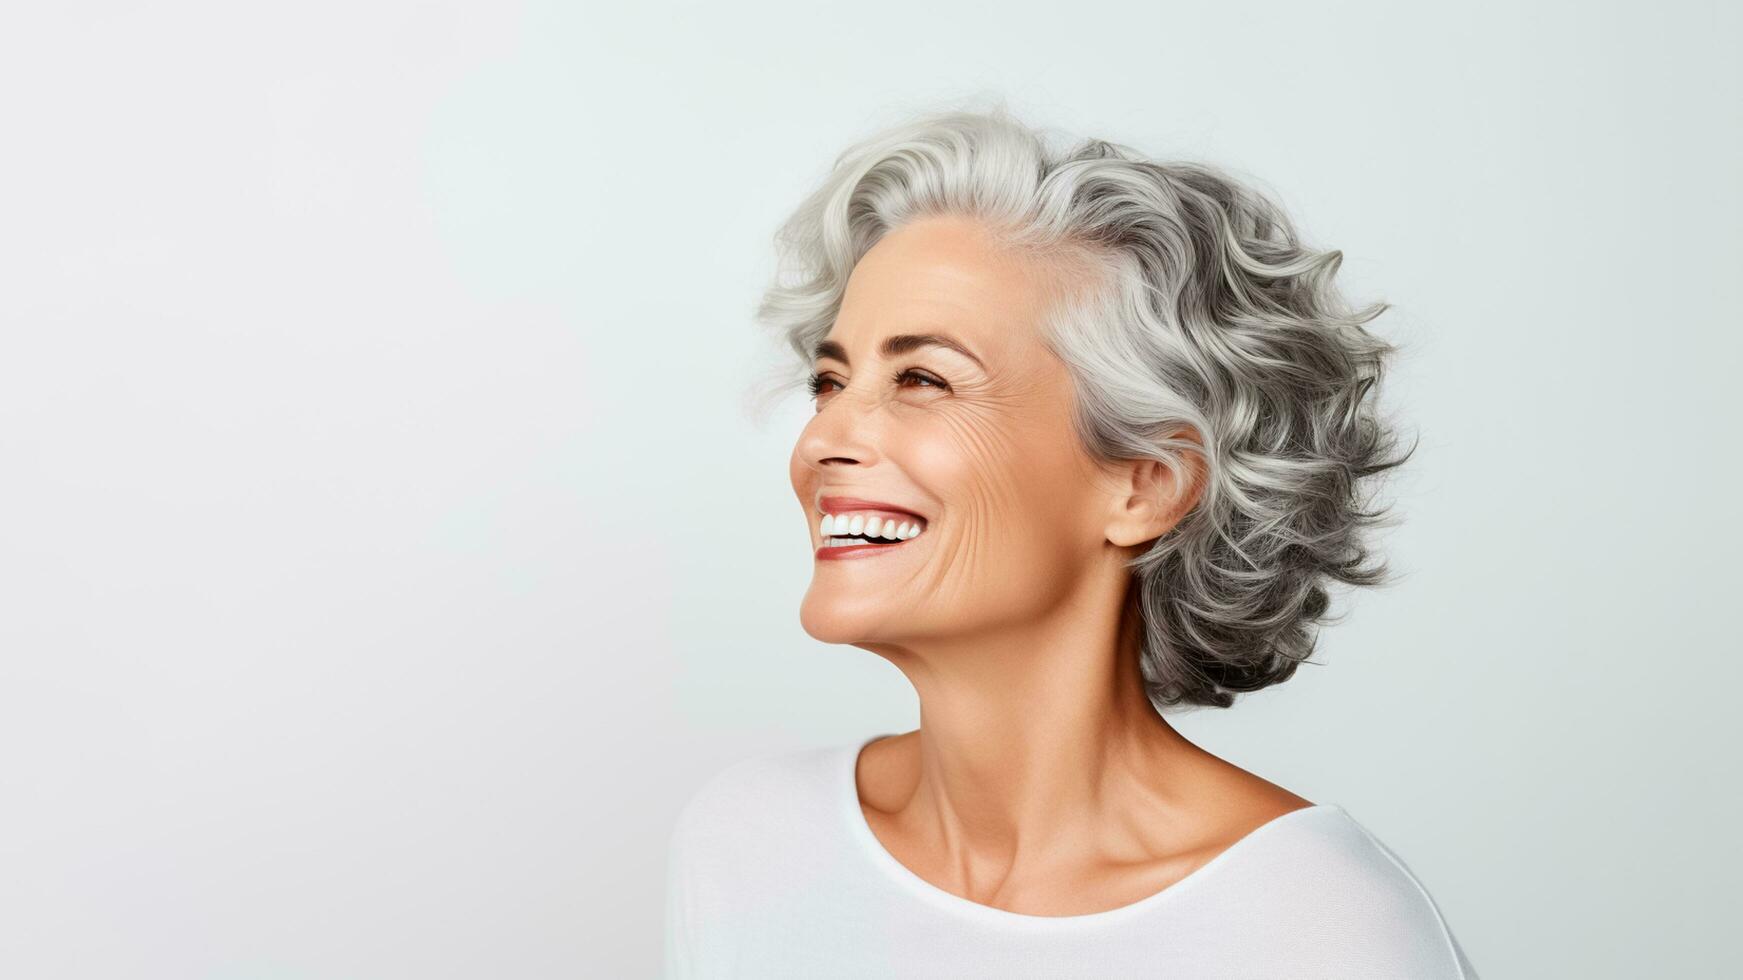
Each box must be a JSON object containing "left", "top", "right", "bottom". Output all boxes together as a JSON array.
[{"left": 753, "top": 104, "right": 1416, "bottom": 711}]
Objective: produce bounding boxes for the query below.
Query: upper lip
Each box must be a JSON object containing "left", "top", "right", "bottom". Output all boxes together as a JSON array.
[{"left": 817, "top": 495, "right": 927, "bottom": 521}]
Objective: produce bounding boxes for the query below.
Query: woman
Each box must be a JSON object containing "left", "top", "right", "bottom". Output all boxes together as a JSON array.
[{"left": 665, "top": 107, "right": 1479, "bottom": 978}]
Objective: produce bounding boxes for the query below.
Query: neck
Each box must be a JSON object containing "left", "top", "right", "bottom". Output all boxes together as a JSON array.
[{"left": 863, "top": 568, "right": 1210, "bottom": 871}]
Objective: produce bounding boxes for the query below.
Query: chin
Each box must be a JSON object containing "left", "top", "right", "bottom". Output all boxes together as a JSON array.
[
  {"left": 798, "top": 605, "right": 865, "bottom": 645},
  {"left": 798, "top": 593, "right": 894, "bottom": 645}
]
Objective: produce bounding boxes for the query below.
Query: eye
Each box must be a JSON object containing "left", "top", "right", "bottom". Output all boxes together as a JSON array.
[
  {"left": 805, "top": 372, "right": 842, "bottom": 399},
  {"left": 893, "top": 368, "right": 949, "bottom": 391},
  {"left": 805, "top": 368, "right": 951, "bottom": 404}
]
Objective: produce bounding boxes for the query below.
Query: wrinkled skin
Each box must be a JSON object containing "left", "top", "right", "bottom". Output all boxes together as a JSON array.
[
  {"left": 787, "top": 214, "right": 1310, "bottom": 917},
  {"left": 792, "top": 219, "right": 1147, "bottom": 648}
]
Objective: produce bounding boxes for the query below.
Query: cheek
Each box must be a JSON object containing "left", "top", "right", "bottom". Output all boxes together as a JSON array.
[
  {"left": 907, "top": 432, "right": 1088, "bottom": 623},
  {"left": 912, "top": 410, "right": 1092, "bottom": 567},
  {"left": 788, "top": 444, "right": 812, "bottom": 498}
]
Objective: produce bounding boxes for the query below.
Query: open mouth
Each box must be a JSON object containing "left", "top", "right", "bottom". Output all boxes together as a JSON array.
[
  {"left": 816, "top": 533, "right": 915, "bottom": 559},
  {"left": 815, "top": 509, "right": 925, "bottom": 558}
]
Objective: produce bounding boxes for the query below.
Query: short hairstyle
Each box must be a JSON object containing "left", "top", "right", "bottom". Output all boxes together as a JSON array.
[{"left": 754, "top": 103, "right": 1416, "bottom": 711}]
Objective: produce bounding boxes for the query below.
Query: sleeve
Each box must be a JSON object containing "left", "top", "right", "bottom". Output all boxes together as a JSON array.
[{"left": 1343, "top": 819, "right": 1481, "bottom": 980}]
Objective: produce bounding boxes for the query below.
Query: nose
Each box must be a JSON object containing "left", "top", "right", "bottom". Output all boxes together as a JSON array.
[{"left": 796, "top": 387, "right": 884, "bottom": 474}]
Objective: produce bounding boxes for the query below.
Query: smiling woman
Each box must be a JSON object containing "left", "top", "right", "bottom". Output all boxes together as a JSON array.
[{"left": 666, "top": 105, "right": 1477, "bottom": 978}]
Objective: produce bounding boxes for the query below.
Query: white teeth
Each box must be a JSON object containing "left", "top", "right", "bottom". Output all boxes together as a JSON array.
[{"left": 818, "top": 511, "right": 927, "bottom": 543}]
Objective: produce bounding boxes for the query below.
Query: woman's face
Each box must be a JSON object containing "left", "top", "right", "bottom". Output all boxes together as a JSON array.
[{"left": 789, "top": 214, "right": 1126, "bottom": 652}]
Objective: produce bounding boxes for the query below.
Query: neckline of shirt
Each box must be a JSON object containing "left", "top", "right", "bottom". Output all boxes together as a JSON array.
[{"left": 838, "top": 731, "right": 1342, "bottom": 929}]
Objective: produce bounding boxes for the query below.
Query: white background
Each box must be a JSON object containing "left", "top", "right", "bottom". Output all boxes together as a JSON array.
[{"left": 2, "top": 1, "right": 1737, "bottom": 976}]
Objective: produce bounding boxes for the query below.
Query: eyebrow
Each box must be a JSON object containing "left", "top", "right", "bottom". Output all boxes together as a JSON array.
[{"left": 812, "top": 333, "right": 986, "bottom": 371}]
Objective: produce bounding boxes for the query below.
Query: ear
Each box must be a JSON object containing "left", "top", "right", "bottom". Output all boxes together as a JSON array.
[{"left": 1103, "top": 428, "right": 1207, "bottom": 548}]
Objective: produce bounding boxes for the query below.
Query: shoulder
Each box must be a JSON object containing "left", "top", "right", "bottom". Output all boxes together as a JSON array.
[
  {"left": 665, "top": 745, "right": 839, "bottom": 976},
  {"left": 667, "top": 741, "right": 846, "bottom": 860},
  {"left": 664, "top": 738, "right": 856, "bottom": 956},
  {"left": 1269, "top": 806, "right": 1458, "bottom": 915},
  {"left": 1230, "top": 805, "right": 1478, "bottom": 978}
]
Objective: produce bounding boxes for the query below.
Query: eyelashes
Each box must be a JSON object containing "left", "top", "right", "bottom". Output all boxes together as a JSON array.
[{"left": 806, "top": 368, "right": 950, "bottom": 400}]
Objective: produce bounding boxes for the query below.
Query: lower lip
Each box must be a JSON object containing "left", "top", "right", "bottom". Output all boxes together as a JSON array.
[{"left": 815, "top": 537, "right": 917, "bottom": 561}]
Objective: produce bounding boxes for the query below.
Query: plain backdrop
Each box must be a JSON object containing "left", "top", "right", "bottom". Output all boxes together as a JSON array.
[{"left": 2, "top": 1, "right": 1738, "bottom": 977}]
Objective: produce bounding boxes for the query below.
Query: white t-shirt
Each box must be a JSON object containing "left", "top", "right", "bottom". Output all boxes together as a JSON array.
[{"left": 664, "top": 734, "right": 1479, "bottom": 979}]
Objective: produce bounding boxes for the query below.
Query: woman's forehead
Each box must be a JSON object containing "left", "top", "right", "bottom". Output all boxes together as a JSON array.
[
  {"left": 847, "top": 218, "right": 1043, "bottom": 309},
  {"left": 832, "top": 280, "right": 1046, "bottom": 363}
]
